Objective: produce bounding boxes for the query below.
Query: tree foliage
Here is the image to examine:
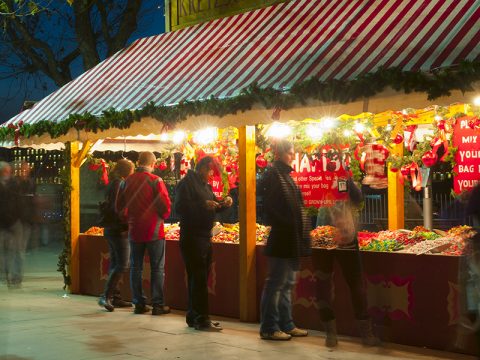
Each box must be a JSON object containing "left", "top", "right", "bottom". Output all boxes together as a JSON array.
[{"left": 0, "top": 0, "right": 156, "bottom": 87}]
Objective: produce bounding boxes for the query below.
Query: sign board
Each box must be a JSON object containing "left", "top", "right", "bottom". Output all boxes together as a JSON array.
[
  {"left": 168, "top": 0, "right": 289, "bottom": 31},
  {"left": 290, "top": 150, "right": 350, "bottom": 208},
  {"left": 453, "top": 117, "right": 480, "bottom": 193}
]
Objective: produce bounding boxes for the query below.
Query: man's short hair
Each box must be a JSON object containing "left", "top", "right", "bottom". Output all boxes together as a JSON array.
[
  {"left": 138, "top": 151, "right": 156, "bottom": 167},
  {"left": 195, "top": 156, "right": 214, "bottom": 172},
  {"left": 274, "top": 139, "right": 293, "bottom": 156}
]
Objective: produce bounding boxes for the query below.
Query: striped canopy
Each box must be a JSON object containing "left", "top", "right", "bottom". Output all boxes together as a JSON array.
[{"left": 4, "top": 0, "right": 480, "bottom": 127}]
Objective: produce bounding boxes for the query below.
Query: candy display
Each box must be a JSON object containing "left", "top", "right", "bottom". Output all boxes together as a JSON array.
[{"left": 84, "top": 223, "right": 476, "bottom": 256}]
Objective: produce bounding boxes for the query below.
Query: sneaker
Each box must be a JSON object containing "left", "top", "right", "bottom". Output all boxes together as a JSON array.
[
  {"left": 285, "top": 327, "right": 308, "bottom": 337},
  {"left": 260, "top": 331, "right": 292, "bottom": 341},
  {"left": 112, "top": 299, "right": 132, "bottom": 308},
  {"left": 98, "top": 297, "right": 114, "bottom": 312},
  {"left": 152, "top": 305, "right": 171, "bottom": 315},
  {"left": 134, "top": 304, "right": 151, "bottom": 314},
  {"left": 194, "top": 320, "right": 223, "bottom": 331}
]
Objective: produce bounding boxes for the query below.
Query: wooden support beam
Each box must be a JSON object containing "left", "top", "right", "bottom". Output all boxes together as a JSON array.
[
  {"left": 69, "top": 141, "right": 81, "bottom": 294},
  {"left": 73, "top": 140, "right": 93, "bottom": 168},
  {"left": 388, "top": 143, "right": 404, "bottom": 230},
  {"left": 238, "top": 125, "right": 257, "bottom": 322}
]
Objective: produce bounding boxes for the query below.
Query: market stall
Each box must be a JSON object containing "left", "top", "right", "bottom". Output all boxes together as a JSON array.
[{"left": 0, "top": 0, "right": 479, "bottom": 355}]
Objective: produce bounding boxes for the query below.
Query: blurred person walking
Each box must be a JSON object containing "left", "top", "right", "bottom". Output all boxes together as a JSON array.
[
  {"left": 0, "top": 161, "right": 23, "bottom": 288},
  {"left": 17, "top": 162, "right": 36, "bottom": 253},
  {"left": 175, "top": 156, "right": 232, "bottom": 331},
  {"left": 116, "top": 152, "right": 171, "bottom": 315},
  {"left": 315, "top": 176, "right": 379, "bottom": 347},
  {"left": 259, "top": 140, "right": 311, "bottom": 341},
  {"left": 98, "top": 159, "right": 135, "bottom": 312}
]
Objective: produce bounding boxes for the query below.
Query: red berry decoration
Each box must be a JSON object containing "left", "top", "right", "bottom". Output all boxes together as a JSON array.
[
  {"left": 393, "top": 134, "right": 404, "bottom": 144},
  {"left": 256, "top": 155, "right": 267, "bottom": 168},
  {"left": 390, "top": 166, "right": 398, "bottom": 173},
  {"left": 326, "top": 161, "right": 336, "bottom": 172},
  {"left": 159, "top": 161, "right": 168, "bottom": 171},
  {"left": 421, "top": 150, "right": 438, "bottom": 168},
  {"left": 400, "top": 165, "right": 410, "bottom": 176}
]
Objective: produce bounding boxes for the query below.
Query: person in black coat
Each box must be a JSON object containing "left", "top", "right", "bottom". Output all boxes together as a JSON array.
[
  {"left": 175, "top": 156, "right": 232, "bottom": 331},
  {"left": 98, "top": 159, "right": 134, "bottom": 311},
  {"left": 259, "top": 140, "right": 311, "bottom": 341}
]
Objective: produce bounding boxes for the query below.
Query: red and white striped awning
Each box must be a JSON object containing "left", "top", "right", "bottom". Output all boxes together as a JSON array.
[{"left": 5, "top": 0, "right": 480, "bottom": 127}]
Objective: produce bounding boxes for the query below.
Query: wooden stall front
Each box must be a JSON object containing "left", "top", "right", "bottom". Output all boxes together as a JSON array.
[{"left": 79, "top": 235, "right": 474, "bottom": 355}]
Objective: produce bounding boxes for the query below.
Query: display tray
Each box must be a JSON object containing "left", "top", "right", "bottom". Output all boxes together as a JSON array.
[{"left": 79, "top": 235, "right": 475, "bottom": 355}]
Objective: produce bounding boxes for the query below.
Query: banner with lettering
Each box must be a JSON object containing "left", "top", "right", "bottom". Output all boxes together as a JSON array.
[
  {"left": 453, "top": 117, "right": 480, "bottom": 193},
  {"left": 209, "top": 175, "right": 224, "bottom": 200},
  {"left": 290, "top": 148, "right": 350, "bottom": 208}
]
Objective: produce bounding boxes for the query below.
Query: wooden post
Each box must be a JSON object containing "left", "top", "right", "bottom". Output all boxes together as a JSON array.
[
  {"left": 69, "top": 141, "right": 81, "bottom": 293},
  {"left": 69, "top": 140, "right": 92, "bottom": 294},
  {"left": 238, "top": 125, "right": 257, "bottom": 322},
  {"left": 388, "top": 143, "right": 404, "bottom": 230}
]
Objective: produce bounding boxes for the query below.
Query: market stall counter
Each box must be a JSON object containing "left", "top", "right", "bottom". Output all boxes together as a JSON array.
[{"left": 79, "top": 225, "right": 476, "bottom": 355}]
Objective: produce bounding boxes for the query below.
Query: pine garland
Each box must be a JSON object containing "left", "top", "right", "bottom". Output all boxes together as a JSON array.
[{"left": 1, "top": 61, "right": 479, "bottom": 142}]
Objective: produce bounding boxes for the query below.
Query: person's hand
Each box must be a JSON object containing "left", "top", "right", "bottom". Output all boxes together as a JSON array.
[
  {"left": 222, "top": 196, "right": 233, "bottom": 207},
  {"left": 205, "top": 200, "right": 219, "bottom": 210}
]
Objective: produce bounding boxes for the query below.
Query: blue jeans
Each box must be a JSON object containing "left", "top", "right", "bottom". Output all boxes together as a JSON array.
[
  {"left": 103, "top": 228, "right": 129, "bottom": 299},
  {"left": 260, "top": 257, "right": 299, "bottom": 333},
  {"left": 130, "top": 239, "right": 166, "bottom": 306}
]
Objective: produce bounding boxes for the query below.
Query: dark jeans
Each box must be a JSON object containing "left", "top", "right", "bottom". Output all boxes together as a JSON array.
[
  {"left": 130, "top": 239, "right": 166, "bottom": 306},
  {"left": 180, "top": 239, "right": 212, "bottom": 325},
  {"left": 103, "top": 228, "right": 129, "bottom": 300},
  {"left": 316, "top": 248, "right": 369, "bottom": 322},
  {"left": 260, "top": 257, "right": 299, "bottom": 333}
]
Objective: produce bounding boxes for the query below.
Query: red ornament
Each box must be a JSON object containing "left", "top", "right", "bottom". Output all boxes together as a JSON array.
[
  {"left": 393, "top": 134, "right": 404, "bottom": 145},
  {"left": 159, "top": 161, "right": 168, "bottom": 171},
  {"left": 256, "top": 155, "right": 267, "bottom": 168},
  {"left": 326, "top": 161, "right": 336, "bottom": 172},
  {"left": 390, "top": 166, "right": 398, "bottom": 173},
  {"left": 421, "top": 151, "right": 438, "bottom": 168},
  {"left": 400, "top": 165, "right": 410, "bottom": 176}
]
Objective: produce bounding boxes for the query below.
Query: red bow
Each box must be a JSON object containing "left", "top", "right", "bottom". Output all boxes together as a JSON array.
[
  {"left": 7, "top": 121, "right": 24, "bottom": 146},
  {"left": 88, "top": 159, "right": 109, "bottom": 185}
]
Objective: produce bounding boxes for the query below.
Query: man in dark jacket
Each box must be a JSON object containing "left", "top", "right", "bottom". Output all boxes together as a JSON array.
[
  {"left": 175, "top": 156, "right": 232, "bottom": 331},
  {"left": 116, "top": 152, "right": 171, "bottom": 315},
  {"left": 259, "top": 140, "right": 311, "bottom": 341}
]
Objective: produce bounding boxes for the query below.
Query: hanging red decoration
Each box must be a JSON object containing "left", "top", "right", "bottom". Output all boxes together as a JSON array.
[
  {"left": 393, "top": 134, "right": 404, "bottom": 145},
  {"left": 88, "top": 159, "right": 109, "bottom": 185},
  {"left": 421, "top": 150, "right": 438, "bottom": 168},
  {"left": 256, "top": 155, "right": 267, "bottom": 168},
  {"left": 326, "top": 161, "right": 336, "bottom": 172},
  {"left": 400, "top": 165, "right": 411, "bottom": 177},
  {"left": 159, "top": 161, "right": 168, "bottom": 171},
  {"left": 390, "top": 166, "right": 398, "bottom": 173}
]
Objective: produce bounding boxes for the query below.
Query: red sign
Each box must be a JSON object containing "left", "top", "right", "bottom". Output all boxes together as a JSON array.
[
  {"left": 290, "top": 149, "right": 350, "bottom": 208},
  {"left": 209, "top": 175, "right": 224, "bottom": 200},
  {"left": 453, "top": 117, "right": 480, "bottom": 193}
]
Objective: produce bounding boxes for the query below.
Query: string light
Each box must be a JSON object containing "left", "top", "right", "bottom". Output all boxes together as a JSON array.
[
  {"left": 266, "top": 122, "right": 291, "bottom": 138},
  {"left": 160, "top": 133, "right": 168, "bottom": 142},
  {"left": 343, "top": 129, "right": 352, "bottom": 137},
  {"left": 193, "top": 127, "right": 218, "bottom": 145},
  {"left": 322, "top": 117, "right": 336, "bottom": 129},
  {"left": 307, "top": 123, "right": 324, "bottom": 140},
  {"left": 434, "top": 115, "right": 443, "bottom": 121},
  {"left": 354, "top": 122, "right": 365, "bottom": 133},
  {"left": 172, "top": 131, "right": 185, "bottom": 144},
  {"left": 473, "top": 96, "right": 480, "bottom": 107}
]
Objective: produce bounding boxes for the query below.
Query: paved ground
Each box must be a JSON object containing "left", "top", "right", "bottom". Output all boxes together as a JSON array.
[{"left": 0, "top": 244, "right": 476, "bottom": 360}]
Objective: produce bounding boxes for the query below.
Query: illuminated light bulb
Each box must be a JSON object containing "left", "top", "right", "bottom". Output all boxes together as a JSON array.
[
  {"left": 266, "top": 122, "right": 291, "bottom": 138},
  {"left": 172, "top": 131, "right": 185, "bottom": 144},
  {"left": 354, "top": 122, "right": 365, "bottom": 133},
  {"left": 385, "top": 124, "right": 393, "bottom": 131},
  {"left": 434, "top": 115, "right": 443, "bottom": 121},
  {"left": 307, "top": 124, "right": 324, "bottom": 140},
  {"left": 322, "top": 117, "right": 336, "bottom": 129},
  {"left": 194, "top": 127, "right": 218, "bottom": 145},
  {"left": 343, "top": 129, "right": 352, "bottom": 137},
  {"left": 473, "top": 96, "right": 480, "bottom": 107},
  {"left": 160, "top": 133, "right": 169, "bottom": 142}
]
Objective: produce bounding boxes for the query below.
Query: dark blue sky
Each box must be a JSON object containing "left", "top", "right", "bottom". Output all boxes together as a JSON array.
[{"left": 0, "top": 1, "right": 165, "bottom": 124}]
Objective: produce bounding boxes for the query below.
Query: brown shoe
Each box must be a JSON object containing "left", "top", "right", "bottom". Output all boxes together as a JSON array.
[
  {"left": 286, "top": 327, "right": 308, "bottom": 337},
  {"left": 260, "top": 331, "right": 292, "bottom": 341},
  {"left": 152, "top": 305, "right": 171, "bottom": 315}
]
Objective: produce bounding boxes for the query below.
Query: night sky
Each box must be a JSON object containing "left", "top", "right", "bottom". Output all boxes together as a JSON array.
[{"left": 0, "top": 2, "right": 165, "bottom": 124}]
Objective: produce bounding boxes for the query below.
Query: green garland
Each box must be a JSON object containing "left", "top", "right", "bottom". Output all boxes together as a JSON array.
[
  {"left": 57, "top": 142, "right": 72, "bottom": 290},
  {"left": 1, "top": 61, "right": 479, "bottom": 142}
]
